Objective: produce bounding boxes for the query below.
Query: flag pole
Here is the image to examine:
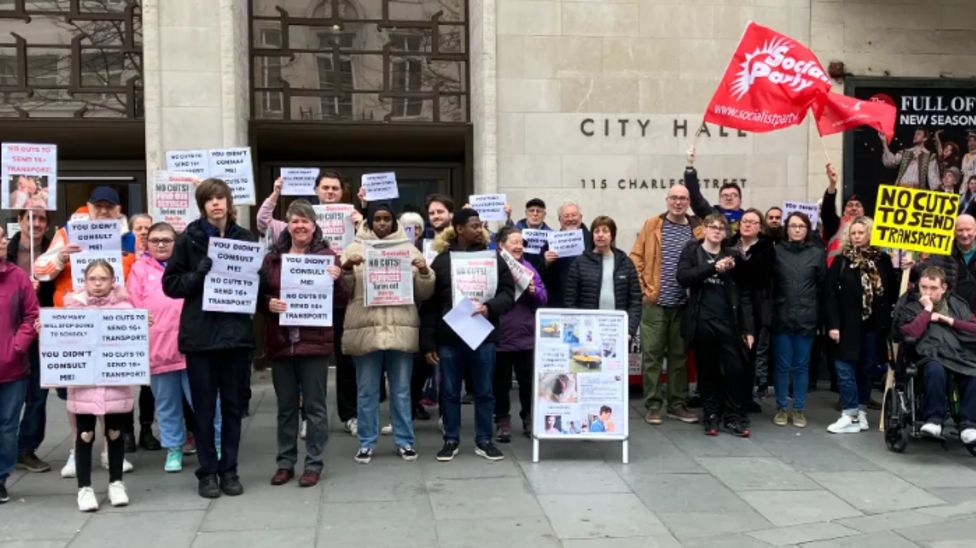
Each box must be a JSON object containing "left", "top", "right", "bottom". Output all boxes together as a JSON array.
[{"left": 28, "top": 208, "right": 35, "bottom": 272}]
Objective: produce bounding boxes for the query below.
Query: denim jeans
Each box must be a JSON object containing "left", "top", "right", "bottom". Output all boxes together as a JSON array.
[
  {"left": 150, "top": 370, "right": 193, "bottom": 449},
  {"left": 922, "top": 360, "right": 976, "bottom": 428},
  {"left": 773, "top": 333, "right": 815, "bottom": 411},
  {"left": 17, "top": 341, "right": 48, "bottom": 455},
  {"left": 354, "top": 350, "right": 413, "bottom": 450},
  {"left": 0, "top": 378, "right": 28, "bottom": 483},
  {"left": 835, "top": 329, "right": 877, "bottom": 416},
  {"left": 439, "top": 342, "right": 496, "bottom": 444}
]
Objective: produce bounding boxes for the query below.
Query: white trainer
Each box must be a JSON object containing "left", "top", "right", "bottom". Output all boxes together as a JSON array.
[
  {"left": 344, "top": 418, "right": 358, "bottom": 436},
  {"left": 858, "top": 410, "right": 869, "bottom": 431},
  {"left": 61, "top": 450, "right": 76, "bottom": 479},
  {"left": 920, "top": 422, "right": 942, "bottom": 438},
  {"left": 77, "top": 487, "right": 99, "bottom": 512},
  {"left": 300, "top": 419, "right": 308, "bottom": 440},
  {"left": 101, "top": 452, "right": 134, "bottom": 473},
  {"left": 108, "top": 481, "right": 129, "bottom": 507},
  {"left": 381, "top": 424, "right": 393, "bottom": 436},
  {"left": 961, "top": 428, "right": 976, "bottom": 445},
  {"left": 827, "top": 414, "right": 862, "bottom": 434}
]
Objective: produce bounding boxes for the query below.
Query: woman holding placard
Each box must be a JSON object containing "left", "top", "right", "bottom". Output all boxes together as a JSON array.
[
  {"left": 340, "top": 201, "right": 435, "bottom": 464},
  {"left": 64, "top": 259, "right": 135, "bottom": 511},
  {"left": 493, "top": 226, "right": 547, "bottom": 442},
  {"left": 258, "top": 200, "right": 345, "bottom": 487},
  {"left": 163, "top": 178, "right": 257, "bottom": 499}
]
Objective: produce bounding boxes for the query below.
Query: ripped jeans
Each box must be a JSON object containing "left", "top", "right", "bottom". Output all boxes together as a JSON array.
[{"left": 75, "top": 413, "right": 126, "bottom": 488}]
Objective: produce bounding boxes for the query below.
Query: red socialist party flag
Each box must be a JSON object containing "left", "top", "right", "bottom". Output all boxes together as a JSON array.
[
  {"left": 704, "top": 21, "right": 831, "bottom": 132},
  {"left": 814, "top": 91, "right": 897, "bottom": 143}
]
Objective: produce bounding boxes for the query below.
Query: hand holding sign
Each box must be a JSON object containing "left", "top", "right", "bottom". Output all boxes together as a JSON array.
[{"left": 361, "top": 172, "right": 399, "bottom": 201}]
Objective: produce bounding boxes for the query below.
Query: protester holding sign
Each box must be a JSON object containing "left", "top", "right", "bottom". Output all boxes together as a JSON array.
[
  {"left": 34, "top": 187, "right": 136, "bottom": 307},
  {"left": 258, "top": 200, "right": 345, "bottom": 486},
  {"left": 677, "top": 213, "right": 755, "bottom": 438},
  {"left": 0, "top": 224, "right": 40, "bottom": 505},
  {"left": 543, "top": 201, "right": 592, "bottom": 308},
  {"left": 63, "top": 259, "right": 136, "bottom": 511},
  {"left": 258, "top": 172, "right": 364, "bottom": 244},
  {"left": 163, "top": 178, "right": 257, "bottom": 499},
  {"left": 564, "top": 216, "right": 642, "bottom": 338},
  {"left": 825, "top": 217, "right": 896, "bottom": 434},
  {"left": 771, "top": 212, "right": 825, "bottom": 428},
  {"left": 126, "top": 223, "right": 193, "bottom": 473},
  {"left": 421, "top": 208, "right": 514, "bottom": 462},
  {"left": 493, "top": 226, "right": 547, "bottom": 442},
  {"left": 340, "top": 202, "right": 434, "bottom": 464}
]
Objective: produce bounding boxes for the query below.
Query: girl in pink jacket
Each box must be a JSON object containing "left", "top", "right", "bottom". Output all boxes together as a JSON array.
[{"left": 64, "top": 259, "right": 135, "bottom": 512}]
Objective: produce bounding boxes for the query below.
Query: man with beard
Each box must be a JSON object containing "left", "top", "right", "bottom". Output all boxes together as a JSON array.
[
  {"left": 882, "top": 127, "right": 941, "bottom": 190},
  {"left": 764, "top": 207, "right": 784, "bottom": 242}
]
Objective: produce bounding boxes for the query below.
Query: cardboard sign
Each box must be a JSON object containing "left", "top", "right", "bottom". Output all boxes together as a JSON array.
[
  {"left": 547, "top": 229, "right": 585, "bottom": 258},
  {"left": 164, "top": 150, "right": 207, "bottom": 179},
  {"left": 202, "top": 237, "right": 263, "bottom": 314},
  {"left": 279, "top": 254, "right": 334, "bottom": 327},
  {"left": 40, "top": 308, "right": 150, "bottom": 387},
  {"left": 281, "top": 167, "right": 321, "bottom": 196},
  {"left": 450, "top": 250, "right": 498, "bottom": 306},
  {"left": 151, "top": 171, "right": 197, "bottom": 232},
  {"left": 165, "top": 147, "right": 255, "bottom": 205},
  {"left": 70, "top": 250, "right": 124, "bottom": 291},
  {"left": 67, "top": 219, "right": 121, "bottom": 251},
  {"left": 871, "top": 185, "right": 958, "bottom": 255},
  {"left": 1, "top": 142, "right": 57, "bottom": 211},
  {"left": 313, "top": 204, "right": 356, "bottom": 253},
  {"left": 469, "top": 193, "right": 508, "bottom": 222},
  {"left": 361, "top": 172, "right": 399, "bottom": 201},
  {"left": 783, "top": 201, "right": 821, "bottom": 230},
  {"left": 364, "top": 242, "right": 414, "bottom": 307},
  {"left": 522, "top": 228, "right": 550, "bottom": 254}
]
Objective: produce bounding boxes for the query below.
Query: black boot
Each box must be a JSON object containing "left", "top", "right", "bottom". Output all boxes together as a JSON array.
[
  {"left": 139, "top": 428, "right": 162, "bottom": 451},
  {"left": 123, "top": 432, "right": 137, "bottom": 454}
]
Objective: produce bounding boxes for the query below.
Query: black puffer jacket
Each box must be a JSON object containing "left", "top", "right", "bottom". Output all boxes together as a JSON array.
[
  {"left": 772, "top": 238, "right": 825, "bottom": 336},
  {"left": 564, "top": 248, "right": 643, "bottom": 336},
  {"left": 163, "top": 218, "right": 258, "bottom": 353}
]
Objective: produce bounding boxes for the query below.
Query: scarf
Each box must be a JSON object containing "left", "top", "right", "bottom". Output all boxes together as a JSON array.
[{"left": 842, "top": 245, "right": 885, "bottom": 320}]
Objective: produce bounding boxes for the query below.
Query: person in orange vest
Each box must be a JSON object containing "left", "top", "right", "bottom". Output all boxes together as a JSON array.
[{"left": 33, "top": 186, "right": 137, "bottom": 308}]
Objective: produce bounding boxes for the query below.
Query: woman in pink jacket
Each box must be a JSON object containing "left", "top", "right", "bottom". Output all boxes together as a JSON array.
[
  {"left": 127, "top": 222, "right": 192, "bottom": 473},
  {"left": 64, "top": 259, "right": 135, "bottom": 512}
]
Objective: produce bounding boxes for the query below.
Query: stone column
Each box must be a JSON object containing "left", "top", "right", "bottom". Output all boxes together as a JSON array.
[
  {"left": 469, "top": 0, "right": 498, "bottom": 194},
  {"left": 142, "top": 0, "right": 251, "bottom": 226}
]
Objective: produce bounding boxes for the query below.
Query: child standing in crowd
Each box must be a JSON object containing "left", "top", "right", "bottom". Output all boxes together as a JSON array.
[
  {"left": 127, "top": 222, "right": 193, "bottom": 473},
  {"left": 64, "top": 260, "right": 136, "bottom": 511},
  {"left": 163, "top": 178, "right": 256, "bottom": 499},
  {"left": 0, "top": 225, "right": 40, "bottom": 504}
]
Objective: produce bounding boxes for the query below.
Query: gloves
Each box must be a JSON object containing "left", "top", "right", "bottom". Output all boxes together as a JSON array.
[{"left": 197, "top": 257, "right": 213, "bottom": 275}]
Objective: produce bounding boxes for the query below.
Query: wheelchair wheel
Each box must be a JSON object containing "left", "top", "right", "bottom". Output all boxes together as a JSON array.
[
  {"left": 883, "top": 388, "right": 909, "bottom": 453},
  {"left": 966, "top": 443, "right": 976, "bottom": 457}
]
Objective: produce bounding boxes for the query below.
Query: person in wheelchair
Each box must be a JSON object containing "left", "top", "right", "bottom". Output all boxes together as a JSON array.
[{"left": 894, "top": 266, "right": 976, "bottom": 445}]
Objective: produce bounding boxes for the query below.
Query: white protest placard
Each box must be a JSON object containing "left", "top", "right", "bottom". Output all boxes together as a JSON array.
[
  {"left": 532, "top": 309, "right": 629, "bottom": 463},
  {"left": 1, "top": 142, "right": 57, "bottom": 211},
  {"left": 469, "top": 193, "right": 508, "bottom": 222},
  {"left": 501, "top": 249, "right": 532, "bottom": 301},
  {"left": 279, "top": 253, "right": 335, "bottom": 327},
  {"left": 40, "top": 308, "right": 150, "bottom": 387},
  {"left": 67, "top": 219, "right": 122, "bottom": 251},
  {"left": 7, "top": 222, "right": 20, "bottom": 238},
  {"left": 444, "top": 297, "right": 494, "bottom": 350},
  {"left": 783, "top": 200, "right": 820, "bottom": 230},
  {"left": 281, "top": 167, "right": 320, "bottom": 196},
  {"left": 313, "top": 204, "right": 356, "bottom": 253},
  {"left": 70, "top": 250, "right": 124, "bottom": 291},
  {"left": 208, "top": 147, "right": 255, "bottom": 204},
  {"left": 422, "top": 239, "right": 438, "bottom": 265},
  {"left": 151, "top": 171, "right": 197, "bottom": 232},
  {"left": 364, "top": 241, "right": 415, "bottom": 307},
  {"left": 403, "top": 224, "right": 418, "bottom": 243},
  {"left": 202, "top": 237, "right": 263, "bottom": 314},
  {"left": 450, "top": 250, "right": 498, "bottom": 306},
  {"left": 165, "top": 149, "right": 208, "bottom": 178},
  {"left": 547, "top": 229, "right": 585, "bottom": 258},
  {"left": 522, "top": 228, "right": 550, "bottom": 254},
  {"left": 361, "top": 172, "right": 398, "bottom": 201}
]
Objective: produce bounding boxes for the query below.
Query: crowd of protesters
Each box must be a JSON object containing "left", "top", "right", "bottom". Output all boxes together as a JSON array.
[{"left": 3, "top": 149, "right": 976, "bottom": 511}]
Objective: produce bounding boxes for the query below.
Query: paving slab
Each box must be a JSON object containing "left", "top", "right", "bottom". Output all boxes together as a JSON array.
[
  {"left": 624, "top": 472, "right": 750, "bottom": 513},
  {"left": 427, "top": 477, "right": 543, "bottom": 520},
  {"left": 0, "top": 495, "right": 91, "bottom": 541},
  {"left": 191, "top": 527, "right": 316, "bottom": 548},
  {"left": 656, "top": 511, "right": 773, "bottom": 541},
  {"left": 434, "top": 516, "right": 561, "bottom": 548},
  {"left": 739, "top": 490, "right": 862, "bottom": 527},
  {"left": 746, "top": 522, "right": 860, "bottom": 546},
  {"left": 895, "top": 516, "right": 976, "bottom": 546},
  {"left": 69, "top": 510, "right": 204, "bottom": 548},
  {"left": 537, "top": 493, "right": 674, "bottom": 540},
  {"left": 808, "top": 471, "right": 945, "bottom": 513},
  {"left": 800, "top": 530, "right": 922, "bottom": 548},
  {"left": 518, "top": 461, "right": 632, "bottom": 494},
  {"left": 319, "top": 501, "right": 436, "bottom": 547},
  {"left": 696, "top": 457, "right": 820, "bottom": 491},
  {"left": 837, "top": 509, "right": 946, "bottom": 533},
  {"left": 561, "top": 537, "right": 683, "bottom": 548}
]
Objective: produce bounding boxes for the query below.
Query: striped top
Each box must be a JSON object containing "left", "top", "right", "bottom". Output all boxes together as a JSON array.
[{"left": 658, "top": 219, "right": 694, "bottom": 307}]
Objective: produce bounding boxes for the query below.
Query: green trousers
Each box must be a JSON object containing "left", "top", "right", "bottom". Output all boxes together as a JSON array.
[{"left": 641, "top": 302, "right": 689, "bottom": 411}]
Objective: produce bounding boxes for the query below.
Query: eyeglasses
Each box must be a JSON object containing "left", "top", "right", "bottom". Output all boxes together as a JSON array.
[
  {"left": 788, "top": 224, "right": 807, "bottom": 229},
  {"left": 148, "top": 238, "right": 174, "bottom": 246},
  {"left": 667, "top": 196, "right": 689, "bottom": 202},
  {"left": 705, "top": 225, "right": 725, "bottom": 231},
  {"left": 719, "top": 193, "right": 739, "bottom": 199},
  {"left": 740, "top": 220, "right": 760, "bottom": 226}
]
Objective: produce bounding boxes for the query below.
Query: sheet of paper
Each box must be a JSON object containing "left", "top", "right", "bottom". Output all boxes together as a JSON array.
[
  {"left": 280, "top": 167, "right": 320, "bottom": 196},
  {"left": 70, "top": 250, "right": 124, "bottom": 291},
  {"left": 469, "top": 193, "right": 508, "bottom": 222},
  {"left": 443, "top": 297, "right": 495, "bottom": 350},
  {"left": 361, "top": 172, "right": 399, "bottom": 201},
  {"left": 165, "top": 149, "right": 208, "bottom": 178},
  {"left": 151, "top": 171, "right": 197, "bottom": 232},
  {"left": 782, "top": 200, "right": 821, "bottom": 230},
  {"left": 522, "top": 228, "right": 550, "bottom": 254},
  {"left": 313, "top": 204, "right": 356, "bottom": 253},
  {"left": 67, "top": 219, "right": 121, "bottom": 251},
  {"left": 2, "top": 142, "right": 58, "bottom": 211},
  {"left": 548, "top": 229, "right": 585, "bottom": 258}
]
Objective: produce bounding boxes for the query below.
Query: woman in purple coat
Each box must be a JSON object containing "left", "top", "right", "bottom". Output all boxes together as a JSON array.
[{"left": 493, "top": 226, "right": 548, "bottom": 442}]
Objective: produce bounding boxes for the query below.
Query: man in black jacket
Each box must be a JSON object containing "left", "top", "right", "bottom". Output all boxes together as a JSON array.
[
  {"left": 7, "top": 209, "right": 54, "bottom": 473},
  {"left": 543, "top": 201, "right": 592, "bottom": 307},
  {"left": 421, "top": 209, "right": 515, "bottom": 462},
  {"left": 677, "top": 213, "right": 755, "bottom": 437}
]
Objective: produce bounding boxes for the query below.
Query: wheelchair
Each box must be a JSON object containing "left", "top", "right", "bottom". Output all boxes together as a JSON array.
[{"left": 882, "top": 342, "right": 976, "bottom": 456}]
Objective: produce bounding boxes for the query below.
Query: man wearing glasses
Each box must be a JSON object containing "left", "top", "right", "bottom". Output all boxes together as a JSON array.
[
  {"left": 683, "top": 147, "right": 745, "bottom": 236},
  {"left": 630, "top": 184, "right": 703, "bottom": 426}
]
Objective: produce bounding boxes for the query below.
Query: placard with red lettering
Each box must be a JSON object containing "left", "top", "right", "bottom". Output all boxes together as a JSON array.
[
  {"left": 2, "top": 142, "right": 57, "bottom": 210},
  {"left": 364, "top": 242, "right": 414, "bottom": 307},
  {"left": 151, "top": 171, "right": 197, "bottom": 232},
  {"left": 313, "top": 204, "right": 356, "bottom": 253},
  {"left": 450, "top": 250, "right": 498, "bottom": 306}
]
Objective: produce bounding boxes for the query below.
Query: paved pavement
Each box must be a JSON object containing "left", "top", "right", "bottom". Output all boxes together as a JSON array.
[{"left": 3, "top": 371, "right": 976, "bottom": 548}]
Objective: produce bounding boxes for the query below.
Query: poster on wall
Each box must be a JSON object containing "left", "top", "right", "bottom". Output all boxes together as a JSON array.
[
  {"left": 1, "top": 142, "right": 57, "bottom": 210},
  {"left": 847, "top": 79, "right": 976, "bottom": 214},
  {"left": 532, "top": 309, "right": 629, "bottom": 446}
]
